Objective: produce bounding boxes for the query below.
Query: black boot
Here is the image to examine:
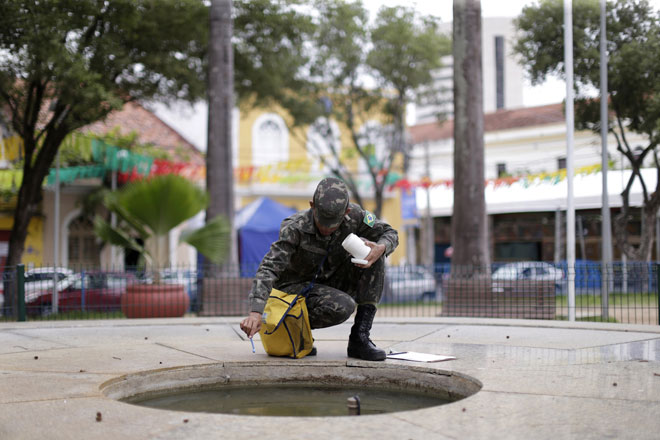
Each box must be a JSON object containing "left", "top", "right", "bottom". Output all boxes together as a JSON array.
[{"left": 347, "top": 304, "right": 386, "bottom": 361}]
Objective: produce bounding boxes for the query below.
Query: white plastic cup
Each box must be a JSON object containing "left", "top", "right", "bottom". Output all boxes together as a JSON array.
[{"left": 342, "top": 233, "right": 370, "bottom": 261}]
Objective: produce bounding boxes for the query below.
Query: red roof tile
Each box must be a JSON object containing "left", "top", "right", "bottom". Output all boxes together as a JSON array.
[{"left": 408, "top": 103, "right": 565, "bottom": 144}]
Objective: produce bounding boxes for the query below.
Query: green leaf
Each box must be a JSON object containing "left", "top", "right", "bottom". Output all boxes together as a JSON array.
[
  {"left": 180, "top": 215, "right": 231, "bottom": 265},
  {"left": 93, "top": 216, "right": 151, "bottom": 261},
  {"left": 117, "top": 174, "right": 208, "bottom": 236},
  {"left": 102, "top": 191, "right": 151, "bottom": 240}
]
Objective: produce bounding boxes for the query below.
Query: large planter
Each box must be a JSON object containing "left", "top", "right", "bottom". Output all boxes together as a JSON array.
[{"left": 121, "top": 284, "right": 189, "bottom": 318}]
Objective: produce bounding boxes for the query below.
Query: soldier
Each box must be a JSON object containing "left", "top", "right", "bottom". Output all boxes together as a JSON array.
[{"left": 240, "top": 177, "right": 399, "bottom": 361}]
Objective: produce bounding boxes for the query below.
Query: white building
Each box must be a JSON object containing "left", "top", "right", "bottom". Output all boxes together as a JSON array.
[
  {"left": 415, "top": 17, "right": 524, "bottom": 123},
  {"left": 406, "top": 103, "right": 652, "bottom": 262},
  {"left": 408, "top": 103, "right": 650, "bottom": 183}
]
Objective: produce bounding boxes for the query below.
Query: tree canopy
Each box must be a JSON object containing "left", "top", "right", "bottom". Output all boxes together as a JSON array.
[
  {"left": 287, "top": 1, "right": 450, "bottom": 216},
  {"left": 0, "top": 0, "right": 317, "bottom": 274},
  {"left": 0, "top": 0, "right": 213, "bottom": 279},
  {"left": 514, "top": 0, "right": 660, "bottom": 260}
]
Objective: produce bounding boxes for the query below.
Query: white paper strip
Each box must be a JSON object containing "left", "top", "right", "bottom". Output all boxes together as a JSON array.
[{"left": 386, "top": 351, "right": 456, "bottom": 363}]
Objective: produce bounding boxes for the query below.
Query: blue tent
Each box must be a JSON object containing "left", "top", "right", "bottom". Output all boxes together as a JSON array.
[{"left": 236, "top": 197, "right": 297, "bottom": 277}]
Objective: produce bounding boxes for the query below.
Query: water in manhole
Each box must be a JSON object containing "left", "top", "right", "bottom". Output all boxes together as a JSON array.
[
  {"left": 103, "top": 362, "right": 481, "bottom": 417},
  {"left": 127, "top": 383, "right": 452, "bottom": 416}
]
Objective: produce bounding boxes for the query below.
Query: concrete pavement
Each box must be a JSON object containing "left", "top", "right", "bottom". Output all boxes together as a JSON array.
[{"left": 1, "top": 317, "right": 659, "bottom": 439}]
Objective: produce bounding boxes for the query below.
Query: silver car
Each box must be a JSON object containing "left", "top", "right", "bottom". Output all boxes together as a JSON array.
[
  {"left": 491, "top": 262, "right": 564, "bottom": 293},
  {"left": 384, "top": 266, "right": 437, "bottom": 303}
]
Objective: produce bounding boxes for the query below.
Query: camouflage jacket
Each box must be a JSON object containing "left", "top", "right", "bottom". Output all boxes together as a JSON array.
[{"left": 248, "top": 203, "right": 399, "bottom": 313}]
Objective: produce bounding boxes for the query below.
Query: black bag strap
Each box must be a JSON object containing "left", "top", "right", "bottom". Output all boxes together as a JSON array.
[
  {"left": 296, "top": 239, "right": 333, "bottom": 299},
  {"left": 299, "top": 251, "right": 329, "bottom": 298},
  {"left": 267, "top": 251, "right": 328, "bottom": 334}
]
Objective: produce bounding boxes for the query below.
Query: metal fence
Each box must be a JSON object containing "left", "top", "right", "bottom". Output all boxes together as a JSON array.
[{"left": 1, "top": 262, "right": 658, "bottom": 325}]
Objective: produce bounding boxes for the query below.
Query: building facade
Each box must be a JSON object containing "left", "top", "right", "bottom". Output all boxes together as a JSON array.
[
  {"left": 415, "top": 17, "right": 525, "bottom": 123},
  {"left": 407, "top": 103, "right": 652, "bottom": 263},
  {"left": 0, "top": 102, "right": 205, "bottom": 270},
  {"left": 233, "top": 104, "right": 407, "bottom": 266}
]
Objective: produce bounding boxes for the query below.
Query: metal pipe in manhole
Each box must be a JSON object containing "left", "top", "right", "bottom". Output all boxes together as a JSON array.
[{"left": 347, "top": 395, "right": 361, "bottom": 416}]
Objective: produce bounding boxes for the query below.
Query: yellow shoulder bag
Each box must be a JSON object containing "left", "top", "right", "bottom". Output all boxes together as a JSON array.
[
  {"left": 259, "top": 289, "right": 314, "bottom": 358},
  {"left": 259, "top": 252, "right": 328, "bottom": 359}
]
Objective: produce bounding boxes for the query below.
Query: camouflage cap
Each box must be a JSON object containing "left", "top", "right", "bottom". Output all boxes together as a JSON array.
[{"left": 313, "top": 177, "right": 349, "bottom": 228}]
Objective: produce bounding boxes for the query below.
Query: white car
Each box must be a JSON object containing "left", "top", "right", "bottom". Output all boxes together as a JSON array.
[
  {"left": 23, "top": 267, "right": 75, "bottom": 303},
  {"left": 384, "top": 266, "right": 437, "bottom": 302},
  {"left": 491, "top": 262, "right": 564, "bottom": 292}
]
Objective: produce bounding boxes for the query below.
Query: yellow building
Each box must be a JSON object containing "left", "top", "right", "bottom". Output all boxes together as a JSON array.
[{"left": 233, "top": 104, "right": 407, "bottom": 265}]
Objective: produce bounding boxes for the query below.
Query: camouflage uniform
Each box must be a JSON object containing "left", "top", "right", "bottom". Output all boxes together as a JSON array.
[{"left": 248, "top": 180, "right": 398, "bottom": 330}]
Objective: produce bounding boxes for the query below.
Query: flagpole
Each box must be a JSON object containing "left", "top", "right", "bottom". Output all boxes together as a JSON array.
[
  {"left": 564, "top": 0, "right": 576, "bottom": 322},
  {"left": 600, "top": 0, "right": 611, "bottom": 320}
]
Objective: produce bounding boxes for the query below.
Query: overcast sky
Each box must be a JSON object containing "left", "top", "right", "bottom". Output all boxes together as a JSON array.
[{"left": 155, "top": 0, "right": 658, "bottom": 151}]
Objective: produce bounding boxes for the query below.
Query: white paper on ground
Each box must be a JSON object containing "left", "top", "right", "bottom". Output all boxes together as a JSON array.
[{"left": 386, "top": 351, "right": 456, "bottom": 362}]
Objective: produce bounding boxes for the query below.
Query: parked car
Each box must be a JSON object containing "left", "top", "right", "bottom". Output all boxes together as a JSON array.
[
  {"left": 384, "top": 266, "right": 437, "bottom": 303},
  {"left": 23, "top": 267, "right": 76, "bottom": 303},
  {"left": 491, "top": 262, "right": 564, "bottom": 293},
  {"left": 26, "top": 271, "right": 130, "bottom": 316}
]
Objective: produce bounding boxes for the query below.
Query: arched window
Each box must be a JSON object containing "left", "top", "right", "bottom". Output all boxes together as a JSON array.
[
  {"left": 252, "top": 113, "right": 289, "bottom": 167},
  {"left": 306, "top": 118, "right": 341, "bottom": 173}
]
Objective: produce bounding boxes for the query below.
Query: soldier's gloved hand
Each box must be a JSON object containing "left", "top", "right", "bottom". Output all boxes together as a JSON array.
[
  {"left": 358, "top": 240, "right": 386, "bottom": 268},
  {"left": 240, "top": 312, "right": 262, "bottom": 338}
]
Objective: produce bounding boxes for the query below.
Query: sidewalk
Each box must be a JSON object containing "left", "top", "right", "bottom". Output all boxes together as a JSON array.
[{"left": 1, "top": 317, "right": 659, "bottom": 439}]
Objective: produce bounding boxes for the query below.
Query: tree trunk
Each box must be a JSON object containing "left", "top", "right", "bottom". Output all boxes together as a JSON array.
[
  {"left": 3, "top": 171, "right": 42, "bottom": 316},
  {"left": 207, "top": 0, "right": 236, "bottom": 273},
  {"left": 4, "top": 126, "right": 68, "bottom": 315},
  {"left": 611, "top": 149, "right": 660, "bottom": 262},
  {"left": 614, "top": 193, "right": 660, "bottom": 262},
  {"left": 451, "top": 0, "right": 490, "bottom": 277}
]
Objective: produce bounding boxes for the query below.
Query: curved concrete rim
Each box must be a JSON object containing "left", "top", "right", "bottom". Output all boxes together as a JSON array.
[
  {"left": 101, "top": 361, "right": 483, "bottom": 412},
  {"left": 1, "top": 316, "right": 659, "bottom": 439}
]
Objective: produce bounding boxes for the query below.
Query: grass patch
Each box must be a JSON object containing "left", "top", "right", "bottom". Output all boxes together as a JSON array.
[
  {"left": 556, "top": 293, "right": 658, "bottom": 308},
  {"left": 28, "top": 310, "right": 126, "bottom": 321},
  {"left": 556, "top": 315, "right": 619, "bottom": 323},
  {"left": 379, "top": 300, "right": 442, "bottom": 308}
]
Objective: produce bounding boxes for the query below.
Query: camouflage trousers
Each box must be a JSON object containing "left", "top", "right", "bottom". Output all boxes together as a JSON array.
[{"left": 281, "top": 258, "right": 385, "bottom": 329}]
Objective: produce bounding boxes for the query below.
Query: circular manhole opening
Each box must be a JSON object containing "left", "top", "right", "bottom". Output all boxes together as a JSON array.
[{"left": 102, "top": 361, "right": 481, "bottom": 417}]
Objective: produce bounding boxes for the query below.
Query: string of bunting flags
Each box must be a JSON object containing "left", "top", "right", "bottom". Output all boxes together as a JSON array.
[
  {"left": 44, "top": 139, "right": 204, "bottom": 185},
  {"left": 235, "top": 162, "right": 604, "bottom": 190},
  {"left": 392, "top": 163, "right": 603, "bottom": 190},
  {"left": 3, "top": 141, "right": 605, "bottom": 194},
  {"left": 235, "top": 162, "right": 403, "bottom": 189}
]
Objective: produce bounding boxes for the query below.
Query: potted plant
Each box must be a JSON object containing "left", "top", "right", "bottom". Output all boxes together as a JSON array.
[{"left": 94, "top": 174, "right": 230, "bottom": 318}]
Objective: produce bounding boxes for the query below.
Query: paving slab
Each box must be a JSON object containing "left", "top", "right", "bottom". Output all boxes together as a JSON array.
[{"left": 0, "top": 317, "right": 659, "bottom": 439}]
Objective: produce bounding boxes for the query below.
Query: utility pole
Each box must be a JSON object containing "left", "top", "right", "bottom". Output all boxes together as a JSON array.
[
  {"left": 52, "top": 151, "right": 60, "bottom": 315},
  {"left": 564, "top": 0, "right": 576, "bottom": 321},
  {"left": 599, "top": 0, "right": 611, "bottom": 319},
  {"left": 424, "top": 142, "right": 434, "bottom": 268}
]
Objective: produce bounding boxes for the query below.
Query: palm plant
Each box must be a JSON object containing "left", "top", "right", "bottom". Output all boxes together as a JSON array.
[{"left": 94, "top": 174, "right": 230, "bottom": 278}]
